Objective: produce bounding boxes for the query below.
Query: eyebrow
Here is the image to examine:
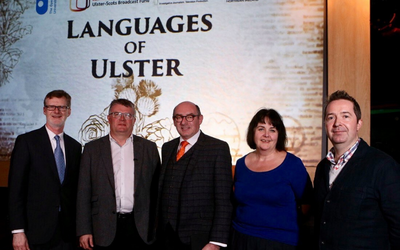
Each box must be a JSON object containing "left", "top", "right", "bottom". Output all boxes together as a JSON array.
[{"left": 326, "top": 111, "right": 352, "bottom": 116}]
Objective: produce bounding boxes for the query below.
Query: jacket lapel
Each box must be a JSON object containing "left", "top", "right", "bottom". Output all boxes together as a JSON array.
[
  {"left": 133, "top": 135, "right": 142, "bottom": 192},
  {"left": 101, "top": 135, "right": 116, "bottom": 190}
]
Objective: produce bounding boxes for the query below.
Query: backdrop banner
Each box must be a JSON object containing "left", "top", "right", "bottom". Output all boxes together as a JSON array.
[{"left": 0, "top": 0, "right": 324, "bottom": 166}]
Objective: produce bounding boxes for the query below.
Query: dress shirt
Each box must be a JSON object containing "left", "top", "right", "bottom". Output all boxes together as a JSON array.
[
  {"left": 177, "top": 130, "right": 227, "bottom": 248},
  {"left": 110, "top": 135, "right": 135, "bottom": 214},
  {"left": 326, "top": 138, "right": 360, "bottom": 188},
  {"left": 46, "top": 126, "right": 66, "bottom": 165},
  {"left": 177, "top": 130, "right": 200, "bottom": 153}
]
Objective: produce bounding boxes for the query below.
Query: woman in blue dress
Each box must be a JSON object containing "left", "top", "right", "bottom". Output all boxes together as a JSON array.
[{"left": 230, "top": 109, "right": 313, "bottom": 250}]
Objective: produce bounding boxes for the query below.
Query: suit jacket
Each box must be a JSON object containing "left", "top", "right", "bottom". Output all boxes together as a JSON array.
[
  {"left": 8, "top": 126, "right": 82, "bottom": 244},
  {"left": 158, "top": 132, "right": 233, "bottom": 247},
  {"left": 314, "top": 139, "right": 400, "bottom": 249},
  {"left": 76, "top": 134, "right": 161, "bottom": 247}
]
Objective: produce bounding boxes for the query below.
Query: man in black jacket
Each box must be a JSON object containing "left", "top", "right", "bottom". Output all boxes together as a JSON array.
[
  {"left": 314, "top": 90, "right": 400, "bottom": 249},
  {"left": 8, "top": 90, "right": 81, "bottom": 250}
]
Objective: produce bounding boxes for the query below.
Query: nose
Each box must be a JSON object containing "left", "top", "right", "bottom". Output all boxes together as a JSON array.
[
  {"left": 180, "top": 118, "right": 188, "bottom": 124},
  {"left": 333, "top": 117, "right": 340, "bottom": 126}
]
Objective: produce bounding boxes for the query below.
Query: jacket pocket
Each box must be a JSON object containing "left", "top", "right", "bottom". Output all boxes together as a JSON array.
[{"left": 91, "top": 195, "right": 99, "bottom": 215}]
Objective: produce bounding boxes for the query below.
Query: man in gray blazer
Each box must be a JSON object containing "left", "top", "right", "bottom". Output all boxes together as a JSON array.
[
  {"left": 157, "top": 101, "right": 233, "bottom": 250},
  {"left": 76, "top": 99, "right": 160, "bottom": 250}
]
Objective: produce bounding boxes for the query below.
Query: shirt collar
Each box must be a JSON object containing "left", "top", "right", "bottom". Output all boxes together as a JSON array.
[
  {"left": 180, "top": 130, "right": 201, "bottom": 146},
  {"left": 109, "top": 134, "right": 133, "bottom": 146},
  {"left": 326, "top": 138, "right": 361, "bottom": 165},
  {"left": 45, "top": 125, "right": 64, "bottom": 140}
]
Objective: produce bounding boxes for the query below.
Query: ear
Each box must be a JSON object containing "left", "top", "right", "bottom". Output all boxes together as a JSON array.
[
  {"left": 356, "top": 119, "right": 362, "bottom": 131},
  {"left": 198, "top": 114, "right": 204, "bottom": 125}
]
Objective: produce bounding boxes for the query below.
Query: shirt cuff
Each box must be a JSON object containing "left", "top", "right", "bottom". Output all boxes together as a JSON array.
[
  {"left": 210, "top": 241, "right": 227, "bottom": 247},
  {"left": 12, "top": 229, "right": 24, "bottom": 234}
]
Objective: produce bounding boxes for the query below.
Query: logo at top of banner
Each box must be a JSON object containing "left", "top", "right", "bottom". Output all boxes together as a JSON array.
[
  {"left": 36, "top": 0, "right": 59, "bottom": 14},
  {"left": 36, "top": 0, "right": 48, "bottom": 14},
  {"left": 70, "top": 0, "right": 91, "bottom": 12}
]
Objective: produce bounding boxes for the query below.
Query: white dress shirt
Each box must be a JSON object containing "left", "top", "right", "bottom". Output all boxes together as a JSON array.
[{"left": 110, "top": 135, "right": 135, "bottom": 214}]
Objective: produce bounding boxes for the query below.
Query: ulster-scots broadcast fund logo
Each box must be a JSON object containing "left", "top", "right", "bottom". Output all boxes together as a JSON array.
[
  {"left": 70, "top": 0, "right": 91, "bottom": 12},
  {"left": 36, "top": 0, "right": 90, "bottom": 14}
]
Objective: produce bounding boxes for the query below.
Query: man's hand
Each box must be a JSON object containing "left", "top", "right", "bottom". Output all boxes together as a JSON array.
[
  {"left": 202, "top": 243, "right": 221, "bottom": 250},
  {"left": 12, "top": 232, "right": 29, "bottom": 250},
  {"left": 79, "top": 234, "right": 94, "bottom": 250}
]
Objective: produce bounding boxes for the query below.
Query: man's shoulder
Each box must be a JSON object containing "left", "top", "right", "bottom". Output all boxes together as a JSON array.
[
  {"left": 200, "top": 132, "right": 229, "bottom": 146},
  {"left": 83, "top": 135, "right": 108, "bottom": 148},
  {"left": 18, "top": 126, "right": 45, "bottom": 137},
  {"left": 162, "top": 137, "right": 179, "bottom": 148},
  {"left": 14, "top": 127, "right": 47, "bottom": 145},
  {"left": 133, "top": 134, "right": 156, "bottom": 145},
  {"left": 357, "top": 140, "right": 398, "bottom": 166},
  {"left": 64, "top": 133, "right": 81, "bottom": 147}
]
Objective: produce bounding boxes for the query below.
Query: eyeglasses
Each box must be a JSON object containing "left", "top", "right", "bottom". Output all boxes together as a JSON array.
[
  {"left": 173, "top": 114, "right": 199, "bottom": 122},
  {"left": 109, "top": 112, "right": 134, "bottom": 120},
  {"left": 45, "top": 105, "right": 69, "bottom": 111}
]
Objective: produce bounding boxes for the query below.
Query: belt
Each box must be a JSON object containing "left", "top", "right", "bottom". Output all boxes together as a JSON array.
[{"left": 117, "top": 212, "right": 132, "bottom": 219}]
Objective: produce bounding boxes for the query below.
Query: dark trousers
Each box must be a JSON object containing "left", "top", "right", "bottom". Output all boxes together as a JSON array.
[
  {"left": 229, "top": 229, "right": 297, "bottom": 250},
  {"left": 95, "top": 213, "right": 150, "bottom": 250},
  {"left": 29, "top": 214, "right": 77, "bottom": 250},
  {"left": 30, "top": 241, "right": 76, "bottom": 250},
  {"left": 160, "top": 223, "right": 191, "bottom": 250}
]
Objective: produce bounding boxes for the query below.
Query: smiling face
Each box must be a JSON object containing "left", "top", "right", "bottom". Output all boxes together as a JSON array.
[
  {"left": 107, "top": 103, "right": 136, "bottom": 138},
  {"left": 173, "top": 102, "right": 203, "bottom": 140},
  {"left": 254, "top": 118, "right": 278, "bottom": 152},
  {"left": 43, "top": 97, "right": 71, "bottom": 133},
  {"left": 325, "top": 99, "right": 362, "bottom": 152}
]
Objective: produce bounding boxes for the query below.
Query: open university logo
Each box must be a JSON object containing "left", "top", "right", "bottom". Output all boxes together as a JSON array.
[
  {"left": 36, "top": 0, "right": 48, "bottom": 15},
  {"left": 70, "top": 0, "right": 91, "bottom": 12},
  {"left": 36, "top": 0, "right": 58, "bottom": 15}
]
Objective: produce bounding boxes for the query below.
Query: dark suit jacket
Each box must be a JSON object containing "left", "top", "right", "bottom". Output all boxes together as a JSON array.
[
  {"left": 314, "top": 139, "right": 400, "bottom": 249},
  {"left": 8, "top": 126, "right": 82, "bottom": 244},
  {"left": 76, "top": 134, "right": 160, "bottom": 247},
  {"left": 158, "top": 132, "right": 233, "bottom": 248}
]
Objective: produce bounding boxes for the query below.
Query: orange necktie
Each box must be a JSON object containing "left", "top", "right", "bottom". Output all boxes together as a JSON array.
[{"left": 176, "top": 141, "right": 189, "bottom": 161}]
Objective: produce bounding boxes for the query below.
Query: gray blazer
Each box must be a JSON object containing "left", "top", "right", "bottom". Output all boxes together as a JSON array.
[{"left": 76, "top": 134, "right": 160, "bottom": 247}]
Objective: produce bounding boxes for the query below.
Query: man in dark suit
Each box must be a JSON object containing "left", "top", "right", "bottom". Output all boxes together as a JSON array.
[
  {"left": 157, "top": 101, "right": 233, "bottom": 250},
  {"left": 76, "top": 99, "right": 160, "bottom": 250},
  {"left": 8, "top": 90, "right": 82, "bottom": 250},
  {"left": 314, "top": 90, "right": 400, "bottom": 249}
]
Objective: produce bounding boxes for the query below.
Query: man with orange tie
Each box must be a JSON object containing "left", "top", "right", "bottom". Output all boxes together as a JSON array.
[{"left": 157, "top": 101, "right": 233, "bottom": 250}]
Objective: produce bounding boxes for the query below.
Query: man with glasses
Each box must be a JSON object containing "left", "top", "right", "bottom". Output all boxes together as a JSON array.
[
  {"left": 8, "top": 90, "right": 82, "bottom": 250},
  {"left": 76, "top": 98, "right": 160, "bottom": 250},
  {"left": 157, "top": 101, "right": 232, "bottom": 250}
]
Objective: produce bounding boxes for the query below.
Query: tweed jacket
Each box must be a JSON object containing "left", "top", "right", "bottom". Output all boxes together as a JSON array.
[{"left": 158, "top": 131, "right": 233, "bottom": 246}]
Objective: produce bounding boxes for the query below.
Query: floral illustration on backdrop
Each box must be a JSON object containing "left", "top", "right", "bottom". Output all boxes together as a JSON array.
[
  {"left": 0, "top": 0, "right": 33, "bottom": 87},
  {"left": 78, "top": 75, "right": 174, "bottom": 149}
]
